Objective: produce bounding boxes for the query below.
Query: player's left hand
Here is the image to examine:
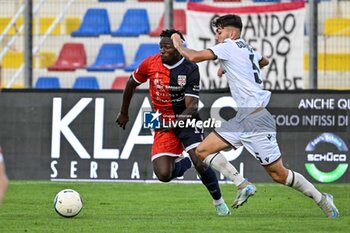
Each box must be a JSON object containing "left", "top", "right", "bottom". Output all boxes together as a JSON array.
[
  {"left": 217, "top": 67, "right": 226, "bottom": 78},
  {"left": 116, "top": 112, "right": 129, "bottom": 130}
]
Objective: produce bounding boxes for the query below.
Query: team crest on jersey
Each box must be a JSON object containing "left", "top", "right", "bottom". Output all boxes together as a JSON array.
[{"left": 177, "top": 75, "right": 187, "bottom": 86}]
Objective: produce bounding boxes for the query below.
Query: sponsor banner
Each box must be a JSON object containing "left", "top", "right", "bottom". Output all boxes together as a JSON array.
[
  {"left": 0, "top": 90, "right": 349, "bottom": 183},
  {"left": 186, "top": 2, "right": 305, "bottom": 90}
]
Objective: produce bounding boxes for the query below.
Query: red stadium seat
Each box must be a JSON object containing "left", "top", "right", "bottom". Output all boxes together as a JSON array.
[
  {"left": 111, "top": 76, "right": 130, "bottom": 90},
  {"left": 48, "top": 43, "right": 87, "bottom": 71},
  {"left": 149, "top": 9, "right": 186, "bottom": 37},
  {"left": 213, "top": 0, "right": 241, "bottom": 2}
]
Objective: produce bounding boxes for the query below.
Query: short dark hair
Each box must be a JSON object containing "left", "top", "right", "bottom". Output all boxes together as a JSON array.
[
  {"left": 213, "top": 14, "right": 242, "bottom": 31},
  {"left": 160, "top": 29, "right": 185, "bottom": 41}
]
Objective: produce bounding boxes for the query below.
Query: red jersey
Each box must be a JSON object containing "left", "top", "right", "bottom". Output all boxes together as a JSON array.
[{"left": 132, "top": 54, "right": 200, "bottom": 121}]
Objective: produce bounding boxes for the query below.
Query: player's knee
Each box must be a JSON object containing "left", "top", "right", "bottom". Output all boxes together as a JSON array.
[
  {"left": 195, "top": 146, "right": 207, "bottom": 161},
  {"left": 154, "top": 170, "right": 172, "bottom": 183}
]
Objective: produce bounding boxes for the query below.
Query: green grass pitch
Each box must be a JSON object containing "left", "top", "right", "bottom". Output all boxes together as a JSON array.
[{"left": 0, "top": 181, "right": 349, "bottom": 233}]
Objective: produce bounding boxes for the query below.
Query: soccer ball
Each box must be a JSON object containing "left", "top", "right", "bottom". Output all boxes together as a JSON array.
[{"left": 54, "top": 189, "right": 83, "bottom": 217}]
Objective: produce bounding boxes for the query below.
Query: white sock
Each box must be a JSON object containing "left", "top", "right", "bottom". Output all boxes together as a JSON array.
[
  {"left": 213, "top": 197, "right": 224, "bottom": 206},
  {"left": 203, "top": 153, "right": 245, "bottom": 187},
  {"left": 285, "top": 170, "right": 322, "bottom": 203}
]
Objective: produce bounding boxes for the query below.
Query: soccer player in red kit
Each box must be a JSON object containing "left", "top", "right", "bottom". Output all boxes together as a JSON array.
[{"left": 116, "top": 29, "right": 230, "bottom": 216}]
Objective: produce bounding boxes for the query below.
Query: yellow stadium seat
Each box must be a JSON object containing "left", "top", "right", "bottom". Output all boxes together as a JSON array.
[
  {"left": 304, "top": 53, "right": 350, "bottom": 71},
  {"left": 1, "top": 84, "right": 24, "bottom": 89},
  {"left": 2, "top": 51, "right": 56, "bottom": 68},
  {"left": 0, "top": 17, "right": 23, "bottom": 35},
  {"left": 37, "top": 17, "right": 61, "bottom": 35},
  {"left": 65, "top": 17, "right": 80, "bottom": 34},
  {"left": 39, "top": 51, "right": 56, "bottom": 68},
  {"left": 2, "top": 51, "right": 23, "bottom": 68},
  {"left": 324, "top": 18, "right": 350, "bottom": 36},
  {"left": 0, "top": 16, "right": 63, "bottom": 35}
]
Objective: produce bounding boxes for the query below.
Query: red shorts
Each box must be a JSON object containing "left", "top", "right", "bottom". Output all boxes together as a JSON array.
[
  {"left": 152, "top": 130, "right": 183, "bottom": 160},
  {"left": 151, "top": 125, "right": 203, "bottom": 161}
]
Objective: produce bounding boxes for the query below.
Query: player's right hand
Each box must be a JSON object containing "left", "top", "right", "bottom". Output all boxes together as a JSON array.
[
  {"left": 116, "top": 112, "right": 129, "bottom": 130},
  {"left": 171, "top": 33, "right": 182, "bottom": 50}
]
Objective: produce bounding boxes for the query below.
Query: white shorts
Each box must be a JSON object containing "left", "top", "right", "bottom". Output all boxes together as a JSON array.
[
  {"left": 215, "top": 108, "right": 281, "bottom": 165},
  {"left": 0, "top": 153, "right": 3, "bottom": 163}
]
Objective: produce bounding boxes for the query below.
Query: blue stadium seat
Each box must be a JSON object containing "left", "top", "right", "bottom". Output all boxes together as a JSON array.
[
  {"left": 35, "top": 77, "right": 60, "bottom": 89},
  {"left": 71, "top": 9, "right": 110, "bottom": 37},
  {"left": 87, "top": 43, "right": 126, "bottom": 72},
  {"left": 111, "top": 9, "right": 150, "bottom": 37},
  {"left": 35, "top": 77, "right": 61, "bottom": 89},
  {"left": 124, "top": 43, "right": 159, "bottom": 72},
  {"left": 73, "top": 76, "right": 100, "bottom": 89}
]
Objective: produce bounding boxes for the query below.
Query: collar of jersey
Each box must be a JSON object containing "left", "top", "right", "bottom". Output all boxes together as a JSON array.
[{"left": 163, "top": 57, "right": 185, "bottom": 70}]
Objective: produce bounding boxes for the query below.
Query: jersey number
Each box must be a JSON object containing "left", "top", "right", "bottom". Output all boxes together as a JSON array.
[{"left": 249, "top": 54, "right": 262, "bottom": 84}]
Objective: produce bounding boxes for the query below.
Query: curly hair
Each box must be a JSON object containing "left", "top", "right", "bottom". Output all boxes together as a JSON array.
[{"left": 160, "top": 29, "right": 185, "bottom": 41}]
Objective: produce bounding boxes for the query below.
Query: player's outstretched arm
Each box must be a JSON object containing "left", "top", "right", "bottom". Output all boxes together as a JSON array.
[
  {"left": 171, "top": 34, "right": 215, "bottom": 63},
  {"left": 116, "top": 76, "right": 140, "bottom": 129}
]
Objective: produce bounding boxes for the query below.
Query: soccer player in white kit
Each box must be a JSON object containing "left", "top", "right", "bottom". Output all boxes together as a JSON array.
[
  {"left": 171, "top": 14, "right": 339, "bottom": 218},
  {"left": 0, "top": 146, "right": 8, "bottom": 206}
]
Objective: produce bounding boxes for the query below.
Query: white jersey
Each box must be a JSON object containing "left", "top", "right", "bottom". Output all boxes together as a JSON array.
[{"left": 210, "top": 38, "right": 271, "bottom": 121}]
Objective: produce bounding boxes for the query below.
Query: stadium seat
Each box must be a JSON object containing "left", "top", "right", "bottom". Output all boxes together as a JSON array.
[
  {"left": 39, "top": 51, "right": 56, "bottom": 68},
  {"left": 253, "top": 0, "right": 281, "bottom": 2},
  {"left": 175, "top": 0, "right": 203, "bottom": 2},
  {"left": 35, "top": 77, "right": 60, "bottom": 89},
  {"left": 324, "top": 18, "right": 350, "bottom": 36},
  {"left": 0, "top": 16, "right": 23, "bottom": 35},
  {"left": 99, "top": 0, "right": 125, "bottom": 2},
  {"left": 2, "top": 51, "right": 56, "bottom": 68},
  {"left": 111, "top": 9, "right": 150, "bottom": 37},
  {"left": 38, "top": 17, "right": 60, "bottom": 35},
  {"left": 65, "top": 17, "right": 80, "bottom": 34},
  {"left": 111, "top": 76, "right": 129, "bottom": 90},
  {"left": 87, "top": 43, "right": 126, "bottom": 72},
  {"left": 149, "top": 9, "right": 186, "bottom": 37},
  {"left": 72, "top": 76, "right": 99, "bottom": 89},
  {"left": 213, "top": 0, "right": 240, "bottom": 2},
  {"left": 304, "top": 53, "right": 350, "bottom": 71},
  {"left": 71, "top": 8, "right": 110, "bottom": 37},
  {"left": 2, "top": 51, "right": 23, "bottom": 68},
  {"left": 48, "top": 43, "right": 87, "bottom": 71},
  {"left": 124, "top": 43, "right": 159, "bottom": 72}
]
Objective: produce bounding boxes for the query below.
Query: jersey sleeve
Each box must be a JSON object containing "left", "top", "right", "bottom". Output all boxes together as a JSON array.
[
  {"left": 254, "top": 50, "right": 263, "bottom": 62},
  {"left": 209, "top": 42, "right": 232, "bottom": 61},
  {"left": 132, "top": 57, "right": 150, "bottom": 84},
  {"left": 185, "top": 65, "right": 200, "bottom": 98}
]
